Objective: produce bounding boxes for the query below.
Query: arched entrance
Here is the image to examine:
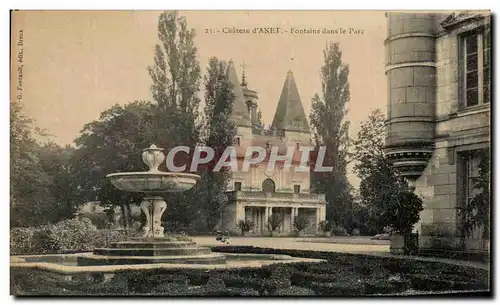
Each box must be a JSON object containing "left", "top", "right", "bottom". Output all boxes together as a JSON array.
[{"left": 262, "top": 178, "right": 276, "bottom": 193}]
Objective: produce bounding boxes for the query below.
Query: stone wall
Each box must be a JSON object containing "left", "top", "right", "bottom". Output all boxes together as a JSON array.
[
  {"left": 415, "top": 139, "right": 461, "bottom": 251},
  {"left": 414, "top": 14, "right": 490, "bottom": 256},
  {"left": 386, "top": 12, "right": 490, "bottom": 258}
]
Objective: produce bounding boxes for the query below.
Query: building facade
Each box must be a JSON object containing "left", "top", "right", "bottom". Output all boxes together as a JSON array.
[
  {"left": 385, "top": 12, "right": 491, "bottom": 257},
  {"left": 220, "top": 61, "right": 327, "bottom": 235}
]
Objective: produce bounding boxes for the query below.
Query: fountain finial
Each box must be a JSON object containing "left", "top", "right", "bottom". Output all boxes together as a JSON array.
[{"left": 142, "top": 144, "right": 165, "bottom": 172}]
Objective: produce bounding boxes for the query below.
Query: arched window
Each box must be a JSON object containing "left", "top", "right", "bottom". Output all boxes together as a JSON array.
[{"left": 262, "top": 178, "right": 276, "bottom": 193}]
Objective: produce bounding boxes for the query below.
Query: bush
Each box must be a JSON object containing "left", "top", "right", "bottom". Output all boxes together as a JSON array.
[
  {"left": 273, "top": 286, "right": 316, "bottom": 296},
  {"left": 77, "top": 212, "right": 109, "bottom": 229},
  {"left": 386, "top": 192, "right": 423, "bottom": 235},
  {"left": 237, "top": 219, "right": 255, "bottom": 235},
  {"left": 170, "top": 232, "right": 193, "bottom": 242},
  {"left": 293, "top": 214, "right": 310, "bottom": 233},
  {"left": 10, "top": 217, "right": 132, "bottom": 255},
  {"left": 331, "top": 225, "right": 349, "bottom": 236},
  {"left": 10, "top": 227, "right": 36, "bottom": 255},
  {"left": 46, "top": 218, "right": 97, "bottom": 253},
  {"left": 317, "top": 220, "right": 331, "bottom": 233},
  {"left": 267, "top": 214, "right": 283, "bottom": 235},
  {"left": 30, "top": 226, "right": 59, "bottom": 254},
  {"left": 92, "top": 228, "right": 129, "bottom": 248}
]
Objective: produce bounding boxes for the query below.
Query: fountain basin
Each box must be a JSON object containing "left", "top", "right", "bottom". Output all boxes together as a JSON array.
[
  {"left": 77, "top": 253, "right": 228, "bottom": 266},
  {"left": 106, "top": 172, "right": 200, "bottom": 193},
  {"left": 10, "top": 252, "right": 324, "bottom": 273}
]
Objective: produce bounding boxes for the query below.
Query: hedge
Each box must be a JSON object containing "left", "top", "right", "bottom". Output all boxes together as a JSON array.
[
  {"left": 9, "top": 245, "right": 490, "bottom": 296},
  {"left": 210, "top": 246, "right": 490, "bottom": 293},
  {"left": 11, "top": 248, "right": 490, "bottom": 297},
  {"left": 10, "top": 265, "right": 299, "bottom": 296},
  {"left": 210, "top": 246, "right": 489, "bottom": 278}
]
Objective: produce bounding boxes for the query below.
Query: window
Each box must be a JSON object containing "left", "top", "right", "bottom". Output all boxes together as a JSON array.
[
  {"left": 235, "top": 137, "right": 241, "bottom": 146},
  {"left": 294, "top": 185, "right": 301, "bottom": 194},
  {"left": 296, "top": 142, "right": 300, "bottom": 150},
  {"left": 464, "top": 152, "right": 482, "bottom": 206},
  {"left": 262, "top": 179, "right": 276, "bottom": 193},
  {"left": 462, "top": 27, "right": 491, "bottom": 107},
  {"left": 234, "top": 182, "right": 242, "bottom": 191}
]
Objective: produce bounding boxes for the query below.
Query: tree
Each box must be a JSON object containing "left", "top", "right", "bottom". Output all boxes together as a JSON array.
[
  {"left": 10, "top": 100, "right": 42, "bottom": 211},
  {"left": 146, "top": 11, "right": 203, "bottom": 232},
  {"left": 352, "top": 109, "right": 423, "bottom": 244},
  {"left": 71, "top": 101, "right": 164, "bottom": 230},
  {"left": 309, "top": 42, "right": 353, "bottom": 228},
  {"left": 36, "top": 142, "right": 79, "bottom": 221},
  {"left": 11, "top": 100, "right": 79, "bottom": 227},
  {"left": 148, "top": 10, "right": 201, "bottom": 151},
  {"left": 351, "top": 108, "right": 386, "bottom": 181},
  {"left": 195, "top": 58, "right": 237, "bottom": 231},
  {"left": 351, "top": 108, "right": 393, "bottom": 233}
]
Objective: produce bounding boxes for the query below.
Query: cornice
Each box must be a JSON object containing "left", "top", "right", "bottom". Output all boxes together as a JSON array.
[
  {"left": 385, "top": 61, "right": 436, "bottom": 73},
  {"left": 440, "top": 12, "right": 488, "bottom": 30}
]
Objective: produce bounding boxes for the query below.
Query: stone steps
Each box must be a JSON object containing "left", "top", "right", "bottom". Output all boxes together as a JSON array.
[
  {"left": 77, "top": 239, "right": 227, "bottom": 266},
  {"left": 94, "top": 247, "right": 212, "bottom": 257},
  {"left": 110, "top": 241, "right": 197, "bottom": 249}
]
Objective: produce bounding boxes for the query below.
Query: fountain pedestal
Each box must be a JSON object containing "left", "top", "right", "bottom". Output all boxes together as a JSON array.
[{"left": 140, "top": 196, "right": 167, "bottom": 238}]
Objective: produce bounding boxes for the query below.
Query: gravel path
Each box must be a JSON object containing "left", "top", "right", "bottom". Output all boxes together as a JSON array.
[{"left": 192, "top": 236, "right": 390, "bottom": 253}]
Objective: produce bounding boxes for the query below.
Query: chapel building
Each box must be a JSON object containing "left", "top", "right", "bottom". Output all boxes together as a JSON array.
[{"left": 219, "top": 61, "right": 327, "bottom": 235}]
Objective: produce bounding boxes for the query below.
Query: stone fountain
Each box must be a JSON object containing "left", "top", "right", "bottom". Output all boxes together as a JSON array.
[{"left": 76, "top": 144, "right": 227, "bottom": 265}]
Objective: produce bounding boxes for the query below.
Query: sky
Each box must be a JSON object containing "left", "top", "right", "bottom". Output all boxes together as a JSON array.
[{"left": 11, "top": 10, "right": 388, "bottom": 187}]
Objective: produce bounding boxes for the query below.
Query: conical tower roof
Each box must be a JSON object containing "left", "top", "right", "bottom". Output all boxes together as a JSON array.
[
  {"left": 227, "top": 60, "right": 251, "bottom": 127},
  {"left": 271, "top": 70, "right": 309, "bottom": 133}
]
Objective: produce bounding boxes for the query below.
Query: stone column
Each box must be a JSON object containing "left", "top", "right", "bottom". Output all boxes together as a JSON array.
[
  {"left": 264, "top": 206, "right": 269, "bottom": 231},
  {"left": 255, "top": 208, "right": 259, "bottom": 232},
  {"left": 316, "top": 207, "right": 321, "bottom": 232},
  {"left": 291, "top": 207, "right": 297, "bottom": 222},
  {"left": 292, "top": 208, "right": 298, "bottom": 233},
  {"left": 269, "top": 207, "right": 274, "bottom": 232},
  {"left": 280, "top": 208, "right": 284, "bottom": 232},
  {"left": 236, "top": 203, "right": 245, "bottom": 222}
]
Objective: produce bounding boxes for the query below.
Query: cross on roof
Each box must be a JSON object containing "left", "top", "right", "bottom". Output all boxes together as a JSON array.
[{"left": 240, "top": 62, "right": 248, "bottom": 87}]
